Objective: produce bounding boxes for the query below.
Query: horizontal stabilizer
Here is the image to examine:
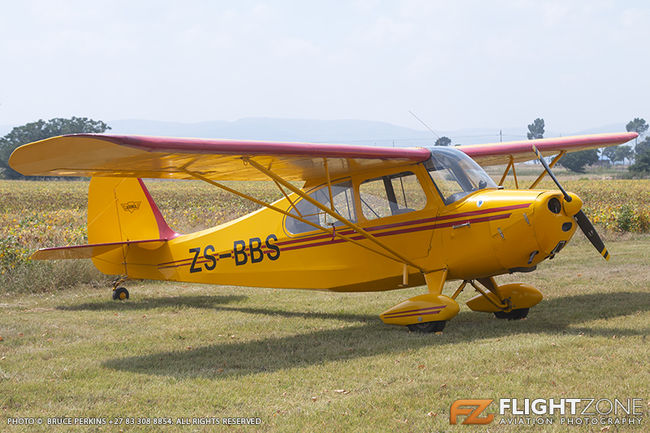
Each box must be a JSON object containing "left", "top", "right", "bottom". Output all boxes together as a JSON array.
[{"left": 31, "top": 238, "right": 168, "bottom": 260}]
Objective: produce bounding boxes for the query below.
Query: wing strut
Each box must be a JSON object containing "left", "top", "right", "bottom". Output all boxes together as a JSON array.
[
  {"left": 180, "top": 168, "right": 420, "bottom": 269},
  {"left": 244, "top": 157, "right": 427, "bottom": 273},
  {"left": 528, "top": 151, "right": 565, "bottom": 189},
  {"left": 511, "top": 156, "right": 519, "bottom": 189},
  {"left": 269, "top": 176, "right": 303, "bottom": 217},
  {"left": 497, "top": 155, "right": 518, "bottom": 188},
  {"left": 498, "top": 151, "right": 567, "bottom": 190},
  {"left": 324, "top": 158, "right": 335, "bottom": 212},
  {"left": 498, "top": 157, "right": 513, "bottom": 186}
]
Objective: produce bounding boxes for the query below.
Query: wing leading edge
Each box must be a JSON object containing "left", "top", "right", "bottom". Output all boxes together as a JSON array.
[{"left": 457, "top": 132, "right": 638, "bottom": 166}]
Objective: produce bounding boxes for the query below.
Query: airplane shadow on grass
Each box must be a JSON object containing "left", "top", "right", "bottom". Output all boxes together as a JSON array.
[
  {"left": 99, "top": 291, "right": 650, "bottom": 379},
  {"left": 58, "top": 295, "right": 248, "bottom": 311},
  {"left": 58, "top": 294, "right": 370, "bottom": 322}
]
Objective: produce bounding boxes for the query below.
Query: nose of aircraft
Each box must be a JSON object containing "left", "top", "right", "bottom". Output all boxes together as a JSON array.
[
  {"left": 531, "top": 191, "right": 582, "bottom": 259},
  {"left": 562, "top": 192, "right": 583, "bottom": 217}
]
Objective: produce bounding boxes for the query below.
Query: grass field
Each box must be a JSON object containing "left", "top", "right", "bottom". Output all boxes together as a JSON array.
[
  {"left": 0, "top": 235, "right": 648, "bottom": 432},
  {"left": 1, "top": 177, "right": 649, "bottom": 432}
]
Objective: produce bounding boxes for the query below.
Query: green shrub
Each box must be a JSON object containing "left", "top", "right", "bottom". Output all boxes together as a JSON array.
[{"left": 616, "top": 205, "right": 634, "bottom": 232}]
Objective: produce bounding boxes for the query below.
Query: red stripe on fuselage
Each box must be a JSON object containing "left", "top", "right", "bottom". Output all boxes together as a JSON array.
[
  {"left": 276, "top": 203, "right": 530, "bottom": 247},
  {"left": 280, "top": 212, "right": 511, "bottom": 252}
]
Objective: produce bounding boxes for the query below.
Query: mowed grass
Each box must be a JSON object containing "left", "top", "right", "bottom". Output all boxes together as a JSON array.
[{"left": 0, "top": 234, "right": 648, "bottom": 432}]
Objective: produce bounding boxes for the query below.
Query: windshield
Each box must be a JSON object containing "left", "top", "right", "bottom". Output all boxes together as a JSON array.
[{"left": 424, "top": 146, "right": 496, "bottom": 204}]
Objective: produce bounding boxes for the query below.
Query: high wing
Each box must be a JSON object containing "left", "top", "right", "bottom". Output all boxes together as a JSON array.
[
  {"left": 9, "top": 132, "right": 637, "bottom": 180},
  {"left": 8, "top": 134, "right": 431, "bottom": 181},
  {"left": 458, "top": 132, "right": 637, "bottom": 166}
]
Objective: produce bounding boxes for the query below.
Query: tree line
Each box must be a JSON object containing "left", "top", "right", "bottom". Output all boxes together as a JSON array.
[
  {"left": 0, "top": 117, "right": 110, "bottom": 179},
  {"left": 524, "top": 117, "right": 650, "bottom": 174},
  {"left": 427, "top": 117, "right": 648, "bottom": 175}
]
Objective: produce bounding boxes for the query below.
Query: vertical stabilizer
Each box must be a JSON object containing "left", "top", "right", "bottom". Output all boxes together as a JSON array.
[{"left": 87, "top": 177, "right": 177, "bottom": 274}]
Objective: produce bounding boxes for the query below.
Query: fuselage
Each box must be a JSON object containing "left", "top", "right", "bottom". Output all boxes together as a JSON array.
[{"left": 114, "top": 149, "right": 580, "bottom": 292}]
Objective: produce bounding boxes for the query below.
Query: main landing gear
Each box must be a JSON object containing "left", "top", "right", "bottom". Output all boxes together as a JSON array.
[
  {"left": 111, "top": 277, "right": 129, "bottom": 301},
  {"left": 464, "top": 278, "right": 541, "bottom": 320},
  {"left": 380, "top": 270, "right": 459, "bottom": 333},
  {"left": 380, "top": 271, "right": 543, "bottom": 333}
]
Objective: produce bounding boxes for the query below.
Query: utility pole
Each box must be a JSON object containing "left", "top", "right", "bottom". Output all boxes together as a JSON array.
[{"left": 499, "top": 129, "right": 502, "bottom": 142}]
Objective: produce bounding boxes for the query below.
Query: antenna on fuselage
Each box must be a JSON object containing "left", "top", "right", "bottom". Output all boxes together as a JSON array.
[{"left": 408, "top": 110, "right": 440, "bottom": 140}]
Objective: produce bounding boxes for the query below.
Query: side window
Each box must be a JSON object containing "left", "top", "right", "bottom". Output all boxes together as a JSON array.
[
  {"left": 359, "top": 172, "right": 426, "bottom": 221},
  {"left": 285, "top": 181, "right": 356, "bottom": 234}
]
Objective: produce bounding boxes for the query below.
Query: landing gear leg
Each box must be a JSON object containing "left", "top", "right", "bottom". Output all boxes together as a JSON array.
[
  {"left": 465, "top": 278, "right": 542, "bottom": 319},
  {"left": 111, "top": 277, "right": 129, "bottom": 301}
]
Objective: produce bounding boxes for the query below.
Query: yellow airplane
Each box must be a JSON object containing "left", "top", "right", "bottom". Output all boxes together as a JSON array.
[{"left": 8, "top": 132, "right": 637, "bottom": 332}]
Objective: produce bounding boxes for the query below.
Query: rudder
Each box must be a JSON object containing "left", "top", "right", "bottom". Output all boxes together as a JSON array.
[{"left": 88, "top": 177, "right": 177, "bottom": 274}]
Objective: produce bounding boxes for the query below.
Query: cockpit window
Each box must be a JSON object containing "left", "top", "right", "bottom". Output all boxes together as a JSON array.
[
  {"left": 425, "top": 147, "right": 496, "bottom": 204},
  {"left": 359, "top": 171, "right": 426, "bottom": 220}
]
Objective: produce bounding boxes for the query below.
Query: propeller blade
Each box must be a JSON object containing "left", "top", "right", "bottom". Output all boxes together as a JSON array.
[
  {"left": 531, "top": 144, "right": 610, "bottom": 261},
  {"left": 531, "top": 144, "right": 572, "bottom": 202},
  {"left": 574, "top": 210, "right": 610, "bottom": 261}
]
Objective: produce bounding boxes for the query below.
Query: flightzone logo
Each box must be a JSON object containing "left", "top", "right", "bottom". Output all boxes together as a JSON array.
[
  {"left": 450, "top": 399, "right": 494, "bottom": 425},
  {"left": 450, "top": 398, "right": 645, "bottom": 427}
]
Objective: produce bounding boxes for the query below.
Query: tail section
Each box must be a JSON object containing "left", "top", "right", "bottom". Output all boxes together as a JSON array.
[
  {"left": 87, "top": 177, "right": 178, "bottom": 274},
  {"left": 88, "top": 177, "right": 177, "bottom": 244}
]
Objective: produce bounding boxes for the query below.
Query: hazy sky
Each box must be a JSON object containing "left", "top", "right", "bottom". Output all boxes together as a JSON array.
[{"left": 1, "top": 0, "right": 648, "bottom": 133}]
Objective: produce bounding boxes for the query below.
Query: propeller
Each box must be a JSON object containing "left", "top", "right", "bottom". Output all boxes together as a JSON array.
[{"left": 532, "top": 145, "right": 610, "bottom": 261}]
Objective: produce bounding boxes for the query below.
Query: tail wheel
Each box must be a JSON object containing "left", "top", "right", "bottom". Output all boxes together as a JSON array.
[
  {"left": 407, "top": 320, "right": 446, "bottom": 333},
  {"left": 494, "top": 308, "right": 529, "bottom": 320},
  {"left": 112, "top": 287, "right": 129, "bottom": 301}
]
